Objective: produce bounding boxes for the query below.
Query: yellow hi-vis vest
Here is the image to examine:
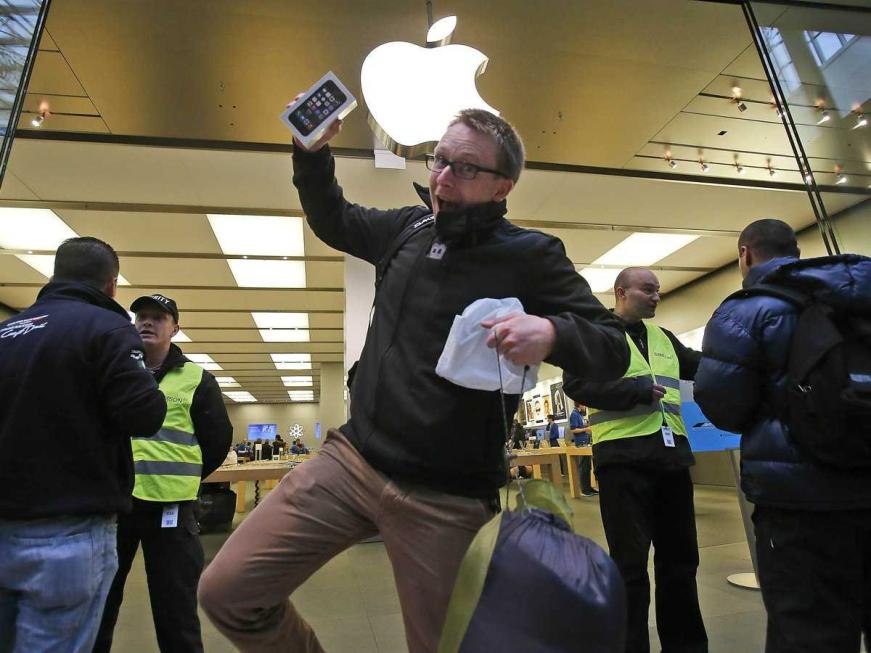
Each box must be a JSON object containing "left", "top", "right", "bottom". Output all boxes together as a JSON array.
[
  {"left": 588, "top": 322, "right": 687, "bottom": 445},
  {"left": 132, "top": 362, "right": 204, "bottom": 502}
]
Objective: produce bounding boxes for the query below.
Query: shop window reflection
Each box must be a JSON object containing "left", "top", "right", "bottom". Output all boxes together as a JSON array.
[{"left": 804, "top": 31, "right": 858, "bottom": 67}]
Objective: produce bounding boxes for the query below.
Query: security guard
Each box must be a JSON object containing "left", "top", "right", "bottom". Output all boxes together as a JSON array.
[
  {"left": 564, "top": 267, "right": 707, "bottom": 653},
  {"left": 94, "top": 294, "right": 232, "bottom": 653}
]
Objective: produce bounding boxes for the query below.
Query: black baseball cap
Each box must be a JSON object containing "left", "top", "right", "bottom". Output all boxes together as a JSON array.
[{"left": 130, "top": 294, "right": 179, "bottom": 322}]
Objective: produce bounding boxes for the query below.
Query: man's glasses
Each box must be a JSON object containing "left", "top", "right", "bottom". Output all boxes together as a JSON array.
[{"left": 425, "top": 153, "right": 507, "bottom": 180}]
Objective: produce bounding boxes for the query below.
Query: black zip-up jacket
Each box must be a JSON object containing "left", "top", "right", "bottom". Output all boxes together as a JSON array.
[
  {"left": 0, "top": 281, "right": 167, "bottom": 519},
  {"left": 130, "top": 343, "right": 233, "bottom": 518},
  {"left": 293, "top": 145, "right": 629, "bottom": 498},
  {"left": 563, "top": 320, "right": 701, "bottom": 471}
]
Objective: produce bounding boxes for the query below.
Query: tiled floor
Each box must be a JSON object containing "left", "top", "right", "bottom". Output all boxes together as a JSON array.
[{"left": 105, "top": 483, "right": 784, "bottom": 652}]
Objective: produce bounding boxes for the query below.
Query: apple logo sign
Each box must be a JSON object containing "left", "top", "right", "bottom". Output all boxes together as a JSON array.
[{"left": 361, "top": 16, "right": 499, "bottom": 157}]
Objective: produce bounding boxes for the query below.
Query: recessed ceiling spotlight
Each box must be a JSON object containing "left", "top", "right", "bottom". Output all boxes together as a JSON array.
[{"left": 853, "top": 112, "right": 867, "bottom": 129}]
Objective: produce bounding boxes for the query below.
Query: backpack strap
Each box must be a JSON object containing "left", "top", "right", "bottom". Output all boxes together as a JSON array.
[
  {"left": 725, "top": 282, "right": 811, "bottom": 309},
  {"left": 374, "top": 214, "right": 435, "bottom": 290}
]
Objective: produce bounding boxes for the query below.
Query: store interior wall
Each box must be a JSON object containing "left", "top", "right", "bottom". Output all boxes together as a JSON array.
[{"left": 225, "top": 362, "right": 345, "bottom": 447}]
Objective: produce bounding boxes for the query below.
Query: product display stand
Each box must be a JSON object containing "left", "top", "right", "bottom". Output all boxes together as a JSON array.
[{"left": 726, "top": 448, "right": 760, "bottom": 590}]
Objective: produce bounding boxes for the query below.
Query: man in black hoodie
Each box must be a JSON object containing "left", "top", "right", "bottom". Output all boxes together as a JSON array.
[
  {"left": 200, "top": 109, "right": 629, "bottom": 653},
  {"left": 0, "top": 237, "right": 166, "bottom": 653},
  {"left": 94, "top": 293, "right": 232, "bottom": 653}
]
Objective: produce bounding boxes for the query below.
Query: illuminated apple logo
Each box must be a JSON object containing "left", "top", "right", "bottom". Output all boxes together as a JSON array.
[{"left": 361, "top": 16, "right": 499, "bottom": 157}]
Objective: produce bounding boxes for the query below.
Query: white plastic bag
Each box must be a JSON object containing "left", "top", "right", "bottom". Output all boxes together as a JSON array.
[{"left": 436, "top": 297, "right": 539, "bottom": 393}]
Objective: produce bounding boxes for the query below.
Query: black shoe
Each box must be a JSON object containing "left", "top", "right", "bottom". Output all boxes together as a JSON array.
[{"left": 581, "top": 491, "right": 595, "bottom": 497}]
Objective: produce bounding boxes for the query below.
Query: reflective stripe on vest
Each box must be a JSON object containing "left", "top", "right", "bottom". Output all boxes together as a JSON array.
[
  {"left": 589, "top": 322, "right": 687, "bottom": 445},
  {"left": 132, "top": 361, "right": 203, "bottom": 502}
]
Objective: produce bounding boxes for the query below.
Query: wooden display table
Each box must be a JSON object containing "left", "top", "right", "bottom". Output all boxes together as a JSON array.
[
  {"left": 204, "top": 456, "right": 312, "bottom": 513},
  {"left": 510, "top": 444, "right": 597, "bottom": 499}
]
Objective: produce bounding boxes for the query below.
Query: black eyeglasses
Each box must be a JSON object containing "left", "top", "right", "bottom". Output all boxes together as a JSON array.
[{"left": 425, "top": 153, "right": 508, "bottom": 180}]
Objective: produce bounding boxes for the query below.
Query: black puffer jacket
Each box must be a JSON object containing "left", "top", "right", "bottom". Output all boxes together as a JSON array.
[
  {"left": 293, "top": 145, "right": 629, "bottom": 498},
  {"left": 695, "top": 254, "right": 871, "bottom": 510}
]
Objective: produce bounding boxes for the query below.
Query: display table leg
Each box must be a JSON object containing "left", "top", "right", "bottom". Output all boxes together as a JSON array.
[
  {"left": 546, "top": 461, "right": 562, "bottom": 486},
  {"left": 532, "top": 464, "right": 543, "bottom": 480},
  {"left": 234, "top": 481, "right": 247, "bottom": 513},
  {"left": 566, "top": 456, "right": 581, "bottom": 498}
]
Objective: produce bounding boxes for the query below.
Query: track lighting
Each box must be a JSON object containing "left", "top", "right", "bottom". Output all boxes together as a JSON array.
[
  {"left": 665, "top": 153, "right": 677, "bottom": 169},
  {"left": 767, "top": 165, "right": 777, "bottom": 178},
  {"left": 737, "top": 101, "right": 748, "bottom": 113},
  {"left": 802, "top": 169, "right": 813, "bottom": 184},
  {"left": 734, "top": 160, "right": 745, "bottom": 175},
  {"left": 30, "top": 112, "right": 45, "bottom": 127},
  {"left": 853, "top": 112, "right": 867, "bottom": 129},
  {"left": 731, "top": 85, "right": 747, "bottom": 113},
  {"left": 770, "top": 101, "right": 782, "bottom": 119},
  {"left": 817, "top": 107, "right": 830, "bottom": 124},
  {"left": 699, "top": 158, "right": 709, "bottom": 173},
  {"left": 835, "top": 166, "right": 848, "bottom": 185}
]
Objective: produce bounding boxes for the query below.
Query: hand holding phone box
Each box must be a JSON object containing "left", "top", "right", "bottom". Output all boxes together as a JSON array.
[{"left": 280, "top": 72, "right": 357, "bottom": 149}]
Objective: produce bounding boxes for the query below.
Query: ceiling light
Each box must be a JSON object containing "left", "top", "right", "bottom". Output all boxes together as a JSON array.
[
  {"left": 677, "top": 326, "right": 705, "bottom": 351},
  {"left": 853, "top": 112, "right": 867, "bottom": 129},
  {"left": 594, "top": 232, "right": 699, "bottom": 267},
  {"left": 30, "top": 113, "right": 44, "bottom": 127},
  {"left": 836, "top": 172, "right": 848, "bottom": 185},
  {"left": 187, "top": 354, "right": 223, "bottom": 371},
  {"left": 271, "top": 353, "right": 312, "bottom": 370},
  {"left": 803, "top": 169, "right": 813, "bottom": 184},
  {"left": 227, "top": 259, "right": 306, "bottom": 288},
  {"left": 282, "top": 376, "right": 313, "bottom": 387},
  {"left": 665, "top": 156, "right": 677, "bottom": 170},
  {"left": 287, "top": 390, "right": 315, "bottom": 401},
  {"left": 770, "top": 101, "right": 782, "bottom": 118},
  {"left": 731, "top": 84, "right": 742, "bottom": 98},
  {"left": 215, "top": 377, "right": 240, "bottom": 388},
  {"left": 251, "top": 312, "right": 310, "bottom": 329},
  {"left": 0, "top": 208, "right": 77, "bottom": 250},
  {"left": 207, "top": 214, "right": 305, "bottom": 257},
  {"left": 172, "top": 329, "right": 191, "bottom": 343},
  {"left": 735, "top": 162, "right": 745, "bottom": 175},
  {"left": 260, "top": 329, "right": 311, "bottom": 343},
  {"left": 578, "top": 267, "right": 620, "bottom": 293},
  {"left": 224, "top": 391, "right": 256, "bottom": 403},
  {"left": 768, "top": 166, "right": 777, "bottom": 177},
  {"left": 699, "top": 159, "right": 710, "bottom": 173},
  {"left": 817, "top": 108, "right": 830, "bottom": 124},
  {"left": 736, "top": 101, "right": 747, "bottom": 113}
]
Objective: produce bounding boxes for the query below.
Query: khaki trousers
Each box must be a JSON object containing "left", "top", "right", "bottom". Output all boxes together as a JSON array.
[{"left": 198, "top": 430, "right": 494, "bottom": 653}]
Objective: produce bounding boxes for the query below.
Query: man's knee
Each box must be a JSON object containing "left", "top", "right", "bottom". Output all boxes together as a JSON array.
[{"left": 197, "top": 563, "right": 229, "bottom": 619}]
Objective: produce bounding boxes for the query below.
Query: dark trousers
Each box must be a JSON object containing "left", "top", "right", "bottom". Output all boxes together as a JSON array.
[
  {"left": 597, "top": 466, "right": 707, "bottom": 653},
  {"left": 93, "top": 501, "right": 204, "bottom": 653},
  {"left": 753, "top": 505, "right": 871, "bottom": 653},
  {"left": 579, "top": 455, "right": 594, "bottom": 493}
]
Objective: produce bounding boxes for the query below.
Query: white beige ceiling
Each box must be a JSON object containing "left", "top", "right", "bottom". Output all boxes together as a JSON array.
[{"left": 1, "top": 0, "right": 869, "bottom": 403}]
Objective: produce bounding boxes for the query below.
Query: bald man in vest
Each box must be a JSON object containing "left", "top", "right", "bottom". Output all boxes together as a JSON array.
[
  {"left": 563, "top": 267, "right": 707, "bottom": 653},
  {"left": 93, "top": 294, "right": 233, "bottom": 653}
]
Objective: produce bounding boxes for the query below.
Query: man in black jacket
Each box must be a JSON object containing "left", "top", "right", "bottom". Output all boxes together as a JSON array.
[
  {"left": 564, "top": 267, "right": 707, "bottom": 653},
  {"left": 94, "top": 293, "right": 232, "bottom": 653},
  {"left": 200, "top": 109, "right": 629, "bottom": 653},
  {"left": 0, "top": 237, "right": 166, "bottom": 653}
]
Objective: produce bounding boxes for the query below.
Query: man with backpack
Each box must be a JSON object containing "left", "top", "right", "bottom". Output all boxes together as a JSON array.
[{"left": 695, "top": 218, "right": 871, "bottom": 653}]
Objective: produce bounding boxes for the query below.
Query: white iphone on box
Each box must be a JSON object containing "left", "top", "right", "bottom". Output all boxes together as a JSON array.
[{"left": 281, "top": 72, "right": 357, "bottom": 149}]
